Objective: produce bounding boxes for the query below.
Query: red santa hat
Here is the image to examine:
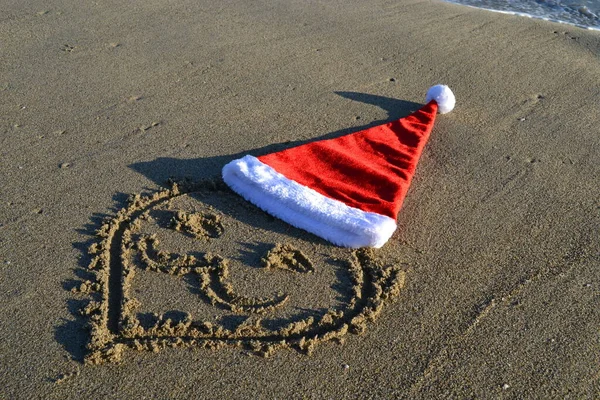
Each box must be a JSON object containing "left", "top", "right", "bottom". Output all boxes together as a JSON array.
[{"left": 222, "top": 85, "right": 455, "bottom": 248}]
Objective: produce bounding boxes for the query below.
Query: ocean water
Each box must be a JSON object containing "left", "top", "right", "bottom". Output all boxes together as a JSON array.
[{"left": 445, "top": 0, "right": 600, "bottom": 30}]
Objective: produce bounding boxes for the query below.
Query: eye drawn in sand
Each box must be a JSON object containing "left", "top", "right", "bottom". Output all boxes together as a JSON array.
[
  {"left": 170, "top": 210, "right": 224, "bottom": 240},
  {"left": 262, "top": 243, "right": 315, "bottom": 274},
  {"left": 76, "top": 179, "right": 406, "bottom": 364}
]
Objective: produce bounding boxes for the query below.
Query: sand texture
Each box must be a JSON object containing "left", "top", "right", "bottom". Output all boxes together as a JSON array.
[{"left": 1, "top": 0, "right": 599, "bottom": 398}]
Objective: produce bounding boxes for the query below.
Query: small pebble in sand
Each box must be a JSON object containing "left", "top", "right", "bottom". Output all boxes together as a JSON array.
[{"left": 59, "top": 162, "right": 71, "bottom": 169}]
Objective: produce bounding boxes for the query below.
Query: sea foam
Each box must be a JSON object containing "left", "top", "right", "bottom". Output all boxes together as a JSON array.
[{"left": 445, "top": 0, "right": 600, "bottom": 30}]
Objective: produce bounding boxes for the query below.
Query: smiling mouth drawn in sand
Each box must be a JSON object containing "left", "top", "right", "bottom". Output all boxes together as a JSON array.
[{"left": 74, "top": 179, "right": 406, "bottom": 364}]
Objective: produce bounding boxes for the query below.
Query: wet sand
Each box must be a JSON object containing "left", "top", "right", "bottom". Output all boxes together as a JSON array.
[{"left": 0, "top": 0, "right": 599, "bottom": 398}]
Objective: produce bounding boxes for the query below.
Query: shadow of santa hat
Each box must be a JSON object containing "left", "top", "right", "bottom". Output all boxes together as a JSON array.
[{"left": 223, "top": 85, "right": 455, "bottom": 248}]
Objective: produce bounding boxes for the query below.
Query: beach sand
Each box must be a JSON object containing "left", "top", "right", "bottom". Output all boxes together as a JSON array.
[{"left": 1, "top": 0, "right": 599, "bottom": 398}]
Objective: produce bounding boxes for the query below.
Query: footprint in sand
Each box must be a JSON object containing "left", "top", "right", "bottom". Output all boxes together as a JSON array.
[{"left": 499, "top": 92, "right": 547, "bottom": 126}]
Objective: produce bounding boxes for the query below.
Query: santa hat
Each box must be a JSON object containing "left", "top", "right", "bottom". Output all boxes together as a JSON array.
[{"left": 222, "top": 85, "right": 455, "bottom": 248}]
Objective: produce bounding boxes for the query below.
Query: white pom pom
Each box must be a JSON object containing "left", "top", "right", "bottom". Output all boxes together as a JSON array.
[{"left": 425, "top": 85, "right": 455, "bottom": 114}]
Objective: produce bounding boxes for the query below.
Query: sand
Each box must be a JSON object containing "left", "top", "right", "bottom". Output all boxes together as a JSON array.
[{"left": 0, "top": 0, "right": 599, "bottom": 398}]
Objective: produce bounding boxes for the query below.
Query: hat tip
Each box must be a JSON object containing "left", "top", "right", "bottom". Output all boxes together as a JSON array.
[{"left": 426, "top": 85, "right": 455, "bottom": 114}]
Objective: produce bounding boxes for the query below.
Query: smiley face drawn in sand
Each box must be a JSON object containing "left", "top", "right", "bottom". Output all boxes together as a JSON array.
[{"left": 79, "top": 179, "right": 406, "bottom": 364}]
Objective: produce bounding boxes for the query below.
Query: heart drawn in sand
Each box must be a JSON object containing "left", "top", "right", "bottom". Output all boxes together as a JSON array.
[{"left": 76, "top": 179, "right": 406, "bottom": 364}]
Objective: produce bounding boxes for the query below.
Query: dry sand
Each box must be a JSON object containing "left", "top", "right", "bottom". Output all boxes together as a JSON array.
[{"left": 1, "top": 0, "right": 599, "bottom": 398}]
